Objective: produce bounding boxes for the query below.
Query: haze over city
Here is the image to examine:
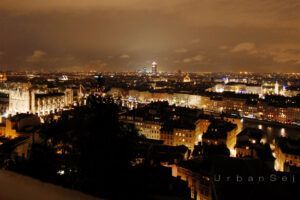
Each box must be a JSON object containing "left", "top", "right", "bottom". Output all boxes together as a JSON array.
[
  {"left": 1, "top": 0, "right": 300, "bottom": 72},
  {"left": 0, "top": 1, "right": 300, "bottom": 200}
]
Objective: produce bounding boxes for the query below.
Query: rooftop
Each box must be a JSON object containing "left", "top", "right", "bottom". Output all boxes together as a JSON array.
[
  {"left": 237, "top": 128, "right": 264, "bottom": 141},
  {"left": 277, "top": 137, "right": 300, "bottom": 156},
  {"left": 122, "top": 101, "right": 203, "bottom": 130},
  {"left": 35, "top": 92, "right": 65, "bottom": 98},
  {"left": 202, "top": 119, "right": 237, "bottom": 140},
  {"left": 10, "top": 113, "right": 37, "bottom": 122}
]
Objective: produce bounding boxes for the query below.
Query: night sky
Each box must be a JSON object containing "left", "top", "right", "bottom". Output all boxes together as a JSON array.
[{"left": 0, "top": 0, "right": 300, "bottom": 72}]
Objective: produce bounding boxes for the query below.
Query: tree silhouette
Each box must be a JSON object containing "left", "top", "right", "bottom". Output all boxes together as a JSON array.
[{"left": 11, "top": 95, "right": 144, "bottom": 199}]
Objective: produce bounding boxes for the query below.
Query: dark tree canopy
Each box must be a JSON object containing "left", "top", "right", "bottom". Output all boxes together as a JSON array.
[{"left": 11, "top": 96, "right": 144, "bottom": 199}]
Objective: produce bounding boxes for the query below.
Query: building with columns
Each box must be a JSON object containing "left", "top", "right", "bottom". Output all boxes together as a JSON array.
[{"left": 8, "top": 88, "right": 73, "bottom": 116}]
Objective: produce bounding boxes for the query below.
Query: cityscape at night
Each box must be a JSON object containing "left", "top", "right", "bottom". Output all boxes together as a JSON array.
[{"left": 0, "top": 0, "right": 300, "bottom": 200}]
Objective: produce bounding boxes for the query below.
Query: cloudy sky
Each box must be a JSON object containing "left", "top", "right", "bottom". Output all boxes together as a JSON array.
[{"left": 0, "top": 0, "right": 300, "bottom": 72}]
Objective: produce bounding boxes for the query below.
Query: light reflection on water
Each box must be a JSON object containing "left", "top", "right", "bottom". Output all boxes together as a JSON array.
[{"left": 242, "top": 120, "right": 300, "bottom": 142}]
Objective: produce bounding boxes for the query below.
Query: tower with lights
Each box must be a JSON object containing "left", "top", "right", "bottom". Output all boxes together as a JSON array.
[{"left": 151, "top": 61, "right": 157, "bottom": 75}]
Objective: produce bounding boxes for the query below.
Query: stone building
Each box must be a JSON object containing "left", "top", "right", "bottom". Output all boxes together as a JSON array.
[{"left": 8, "top": 88, "right": 73, "bottom": 116}]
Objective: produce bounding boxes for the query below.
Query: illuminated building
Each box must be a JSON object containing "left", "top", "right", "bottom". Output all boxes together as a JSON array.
[
  {"left": 202, "top": 119, "right": 238, "bottom": 150},
  {"left": 119, "top": 102, "right": 210, "bottom": 150},
  {"left": 172, "top": 158, "right": 274, "bottom": 200},
  {"left": 0, "top": 136, "right": 31, "bottom": 161},
  {"left": 160, "top": 126, "right": 174, "bottom": 146},
  {"left": 0, "top": 92, "right": 9, "bottom": 116},
  {"left": 0, "top": 73, "right": 7, "bottom": 82},
  {"left": 108, "top": 87, "right": 300, "bottom": 125},
  {"left": 58, "top": 75, "right": 69, "bottom": 81},
  {"left": 210, "top": 81, "right": 286, "bottom": 96},
  {"left": 0, "top": 113, "right": 42, "bottom": 161},
  {"left": 220, "top": 116, "right": 244, "bottom": 156},
  {"left": 4, "top": 113, "right": 41, "bottom": 139},
  {"left": 151, "top": 61, "right": 158, "bottom": 75},
  {"left": 8, "top": 88, "right": 73, "bottom": 116},
  {"left": 274, "top": 137, "right": 300, "bottom": 172},
  {"left": 235, "top": 128, "right": 274, "bottom": 169},
  {"left": 170, "top": 119, "right": 210, "bottom": 150},
  {"left": 274, "top": 81, "right": 279, "bottom": 95},
  {"left": 262, "top": 82, "right": 282, "bottom": 95},
  {"left": 235, "top": 128, "right": 264, "bottom": 157},
  {"left": 210, "top": 83, "right": 262, "bottom": 94},
  {"left": 172, "top": 120, "right": 207, "bottom": 150},
  {"left": 121, "top": 115, "right": 208, "bottom": 150},
  {"left": 195, "top": 119, "right": 210, "bottom": 142},
  {"left": 283, "top": 88, "right": 300, "bottom": 97},
  {"left": 135, "top": 121, "right": 162, "bottom": 140},
  {"left": 174, "top": 160, "right": 211, "bottom": 200},
  {"left": 183, "top": 73, "right": 191, "bottom": 83}
]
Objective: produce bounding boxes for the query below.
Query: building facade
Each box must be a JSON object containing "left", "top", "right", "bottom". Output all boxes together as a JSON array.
[
  {"left": 8, "top": 88, "right": 73, "bottom": 116},
  {"left": 274, "top": 137, "right": 300, "bottom": 172},
  {"left": 108, "top": 87, "right": 300, "bottom": 125}
]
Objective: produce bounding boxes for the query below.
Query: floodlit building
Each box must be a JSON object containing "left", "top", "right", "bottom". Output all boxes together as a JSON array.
[
  {"left": 173, "top": 157, "right": 279, "bottom": 200},
  {"left": 151, "top": 61, "right": 158, "bottom": 75},
  {"left": 274, "top": 137, "right": 300, "bottom": 172},
  {"left": 0, "top": 113, "right": 42, "bottom": 161},
  {"left": 108, "top": 87, "right": 300, "bottom": 124},
  {"left": 183, "top": 74, "right": 191, "bottom": 83},
  {"left": 235, "top": 128, "right": 274, "bottom": 169},
  {"left": 4, "top": 113, "right": 41, "bottom": 139},
  {"left": 0, "top": 73, "right": 7, "bottom": 82},
  {"left": 211, "top": 83, "right": 262, "bottom": 95},
  {"left": 8, "top": 88, "right": 73, "bottom": 116},
  {"left": 202, "top": 119, "right": 238, "bottom": 149},
  {"left": 120, "top": 102, "right": 210, "bottom": 150}
]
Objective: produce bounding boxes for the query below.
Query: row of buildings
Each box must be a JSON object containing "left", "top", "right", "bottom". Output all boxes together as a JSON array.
[
  {"left": 170, "top": 125, "right": 299, "bottom": 200},
  {"left": 119, "top": 102, "right": 210, "bottom": 150},
  {"left": 0, "top": 113, "right": 42, "bottom": 164},
  {"left": 0, "top": 103, "right": 297, "bottom": 200},
  {"left": 108, "top": 87, "right": 300, "bottom": 124},
  {"left": 208, "top": 81, "right": 300, "bottom": 97},
  {"left": 0, "top": 82, "right": 86, "bottom": 116},
  {"left": 119, "top": 102, "right": 242, "bottom": 152},
  {"left": 172, "top": 157, "right": 298, "bottom": 200},
  {"left": 120, "top": 101, "right": 300, "bottom": 170}
]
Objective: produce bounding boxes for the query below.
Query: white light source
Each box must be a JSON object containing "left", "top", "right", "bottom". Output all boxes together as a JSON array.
[
  {"left": 280, "top": 128, "right": 286, "bottom": 137},
  {"left": 57, "top": 170, "right": 65, "bottom": 175},
  {"left": 2, "top": 112, "right": 8, "bottom": 118}
]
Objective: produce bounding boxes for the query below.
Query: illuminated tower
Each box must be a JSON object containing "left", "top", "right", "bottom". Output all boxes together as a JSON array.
[
  {"left": 274, "top": 81, "right": 279, "bottom": 95},
  {"left": 151, "top": 61, "right": 157, "bottom": 75}
]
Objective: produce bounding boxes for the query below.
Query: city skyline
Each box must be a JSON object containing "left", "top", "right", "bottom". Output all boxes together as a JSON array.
[
  {"left": 1, "top": 0, "right": 300, "bottom": 72},
  {"left": 0, "top": 1, "right": 299, "bottom": 199}
]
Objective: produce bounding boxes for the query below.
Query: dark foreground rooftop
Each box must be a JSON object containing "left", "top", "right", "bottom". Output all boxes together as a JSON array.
[{"left": 0, "top": 170, "right": 101, "bottom": 200}]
